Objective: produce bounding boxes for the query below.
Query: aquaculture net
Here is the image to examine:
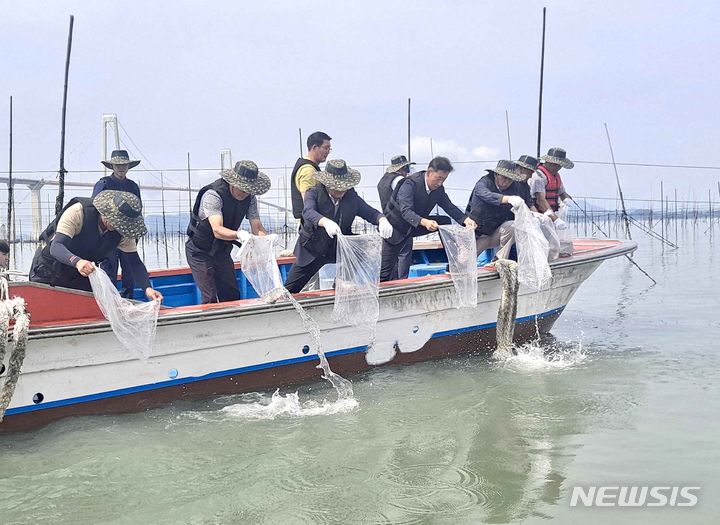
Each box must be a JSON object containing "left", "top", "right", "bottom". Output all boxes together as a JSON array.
[
  {"left": 512, "top": 204, "right": 552, "bottom": 291},
  {"left": 89, "top": 267, "right": 160, "bottom": 360},
  {"left": 439, "top": 224, "right": 478, "bottom": 308}
]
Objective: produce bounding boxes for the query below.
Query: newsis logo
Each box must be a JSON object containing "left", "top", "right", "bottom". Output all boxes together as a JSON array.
[{"left": 570, "top": 486, "right": 700, "bottom": 507}]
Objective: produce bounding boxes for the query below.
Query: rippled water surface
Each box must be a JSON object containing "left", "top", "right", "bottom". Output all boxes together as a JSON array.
[{"left": 1, "top": 225, "right": 719, "bottom": 524}]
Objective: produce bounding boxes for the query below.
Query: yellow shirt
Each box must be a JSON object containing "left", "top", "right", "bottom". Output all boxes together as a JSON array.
[
  {"left": 295, "top": 157, "right": 319, "bottom": 193},
  {"left": 55, "top": 202, "right": 138, "bottom": 252}
]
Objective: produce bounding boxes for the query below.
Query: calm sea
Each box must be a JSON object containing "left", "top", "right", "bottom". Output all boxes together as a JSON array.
[{"left": 0, "top": 222, "right": 718, "bottom": 524}]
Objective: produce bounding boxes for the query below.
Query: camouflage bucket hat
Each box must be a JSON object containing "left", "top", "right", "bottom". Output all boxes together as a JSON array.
[
  {"left": 220, "top": 160, "right": 271, "bottom": 195},
  {"left": 93, "top": 190, "right": 148, "bottom": 238},
  {"left": 541, "top": 147, "right": 574, "bottom": 169},
  {"left": 516, "top": 155, "right": 539, "bottom": 172},
  {"left": 385, "top": 154, "right": 416, "bottom": 174},
  {"left": 486, "top": 160, "right": 525, "bottom": 182},
  {"left": 314, "top": 159, "right": 361, "bottom": 191},
  {"left": 101, "top": 149, "right": 141, "bottom": 170}
]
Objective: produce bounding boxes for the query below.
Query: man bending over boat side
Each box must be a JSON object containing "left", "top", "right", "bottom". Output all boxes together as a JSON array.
[
  {"left": 466, "top": 160, "right": 533, "bottom": 260},
  {"left": 29, "top": 190, "right": 163, "bottom": 302},
  {"left": 186, "top": 160, "right": 270, "bottom": 303},
  {"left": 380, "top": 156, "right": 477, "bottom": 281},
  {"left": 284, "top": 159, "right": 394, "bottom": 293}
]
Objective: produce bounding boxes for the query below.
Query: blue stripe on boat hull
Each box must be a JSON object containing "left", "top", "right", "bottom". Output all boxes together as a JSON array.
[{"left": 4, "top": 306, "right": 564, "bottom": 418}]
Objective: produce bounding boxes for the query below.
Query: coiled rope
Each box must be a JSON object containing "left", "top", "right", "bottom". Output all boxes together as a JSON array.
[
  {"left": 0, "top": 275, "right": 31, "bottom": 422},
  {"left": 494, "top": 259, "right": 519, "bottom": 357}
]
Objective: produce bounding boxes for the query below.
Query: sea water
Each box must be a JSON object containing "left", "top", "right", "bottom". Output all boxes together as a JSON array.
[{"left": 1, "top": 224, "right": 719, "bottom": 524}]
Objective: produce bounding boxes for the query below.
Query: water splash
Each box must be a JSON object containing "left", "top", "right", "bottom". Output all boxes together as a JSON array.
[
  {"left": 282, "top": 291, "right": 355, "bottom": 400},
  {"left": 495, "top": 338, "right": 587, "bottom": 371},
  {"left": 221, "top": 389, "right": 358, "bottom": 420}
]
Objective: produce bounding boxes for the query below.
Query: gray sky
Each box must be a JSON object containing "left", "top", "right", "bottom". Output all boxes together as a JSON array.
[{"left": 1, "top": 0, "right": 719, "bottom": 216}]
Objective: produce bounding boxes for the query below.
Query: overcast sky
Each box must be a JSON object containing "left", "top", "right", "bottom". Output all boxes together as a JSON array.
[{"left": 1, "top": 0, "right": 719, "bottom": 217}]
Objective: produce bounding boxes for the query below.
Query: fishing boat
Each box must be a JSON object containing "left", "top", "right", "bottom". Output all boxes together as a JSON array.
[{"left": 0, "top": 238, "right": 635, "bottom": 432}]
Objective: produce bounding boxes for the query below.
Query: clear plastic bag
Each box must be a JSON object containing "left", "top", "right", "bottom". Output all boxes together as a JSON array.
[
  {"left": 237, "top": 234, "right": 285, "bottom": 302},
  {"left": 439, "top": 224, "right": 478, "bottom": 308},
  {"left": 512, "top": 205, "right": 552, "bottom": 291},
  {"left": 556, "top": 201, "right": 574, "bottom": 256},
  {"left": 332, "top": 233, "right": 382, "bottom": 330},
  {"left": 535, "top": 213, "right": 561, "bottom": 261},
  {"left": 89, "top": 267, "right": 160, "bottom": 360}
]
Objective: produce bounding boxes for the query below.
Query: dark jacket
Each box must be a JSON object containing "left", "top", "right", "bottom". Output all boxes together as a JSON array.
[
  {"left": 30, "top": 198, "right": 123, "bottom": 286},
  {"left": 290, "top": 157, "right": 320, "bottom": 219},
  {"left": 466, "top": 173, "right": 533, "bottom": 236},
  {"left": 293, "top": 183, "right": 383, "bottom": 267},
  {"left": 92, "top": 175, "right": 142, "bottom": 200},
  {"left": 385, "top": 171, "right": 466, "bottom": 245},
  {"left": 377, "top": 171, "right": 405, "bottom": 213},
  {"left": 187, "top": 178, "right": 251, "bottom": 257}
]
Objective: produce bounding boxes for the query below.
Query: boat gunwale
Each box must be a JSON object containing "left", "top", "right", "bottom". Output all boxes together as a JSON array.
[{"left": 22, "top": 238, "right": 636, "bottom": 339}]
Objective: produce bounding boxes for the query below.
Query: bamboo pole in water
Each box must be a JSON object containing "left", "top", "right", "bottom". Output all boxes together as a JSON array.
[
  {"left": 55, "top": 15, "right": 75, "bottom": 216},
  {"left": 186, "top": 152, "right": 192, "bottom": 213},
  {"left": 298, "top": 128, "right": 303, "bottom": 158},
  {"left": 505, "top": 110, "right": 512, "bottom": 158},
  {"left": 160, "top": 172, "right": 169, "bottom": 267},
  {"left": 604, "top": 123, "right": 632, "bottom": 240}
]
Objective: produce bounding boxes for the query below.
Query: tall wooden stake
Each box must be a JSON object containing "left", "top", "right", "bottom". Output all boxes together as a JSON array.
[
  {"left": 536, "top": 7, "right": 547, "bottom": 158},
  {"left": 298, "top": 128, "right": 303, "bottom": 157},
  {"left": 8, "top": 96, "right": 14, "bottom": 245},
  {"left": 604, "top": 123, "right": 632, "bottom": 240},
  {"left": 55, "top": 15, "right": 74, "bottom": 216},
  {"left": 186, "top": 152, "right": 192, "bottom": 213},
  {"left": 505, "top": 109, "right": 512, "bottom": 158}
]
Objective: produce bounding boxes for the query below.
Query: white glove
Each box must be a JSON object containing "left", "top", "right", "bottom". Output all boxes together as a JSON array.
[
  {"left": 322, "top": 219, "right": 342, "bottom": 238},
  {"left": 378, "top": 217, "right": 393, "bottom": 239},
  {"left": 554, "top": 219, "right": 568, "bottom": 230},
  {"left": 507, "top": 195, "right": 525, "bottom": 209},
  {"left": 236, "top": 230, "right": 251, "bottom": 243}
]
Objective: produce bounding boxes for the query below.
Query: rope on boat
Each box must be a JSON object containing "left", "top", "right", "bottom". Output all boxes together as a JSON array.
[
  {"left": 494, "top": 259, "right": 519, "bottom": 357},
  {"left": 0, "top": 275, "right": 31, "bottom": 422}
]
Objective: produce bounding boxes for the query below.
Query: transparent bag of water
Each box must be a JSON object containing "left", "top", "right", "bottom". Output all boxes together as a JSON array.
[
  {"left": 332, "top": 233, "right": 382, "bottom": 330},
  {"left": 88, "top": 267, "right": 160, "bottom": 360},
  {"left": 556, "top": 200, "right": 574, "bottom": 256},
  {"left": 512, "top": 204, "right": 552, "bottom": 291},
  {"left": 237, "top": 234, "right": 285, "bottom": 301},
  {"left": 438, "top": 224, "right": 478, "bottom": 308},
  {"left": 535, "top": 213, "right": 561, "bottom": 261}
]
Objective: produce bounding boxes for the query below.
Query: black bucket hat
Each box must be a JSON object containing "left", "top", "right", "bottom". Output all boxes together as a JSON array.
[{"left": 101, "top": 150, "right": 141, "bottom": 170}]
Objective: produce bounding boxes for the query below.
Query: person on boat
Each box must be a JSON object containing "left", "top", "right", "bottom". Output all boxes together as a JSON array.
[
  {"left": 466, "top": 160, "right": 533, "bottom": 260},
  {"left": 380, "top": 156, "right": 476, "bottom": 281},
  {"left": 186, "top": 160, "right": 270, "bottom": 303},
  {"left": 29, "top": 190, "right": 163, "bottom": 301},
  {"left": 0, "top": 240, "right": 9, "bottom": 271},
  {"left": 290, "top": 131, "right": 332, "bottom": 221},
  {"left": 529, "top": 147, "right": 573, "bottom": 221},
  {"left": 284, "top": 159, "right": 393, "bottom": 293},
  {"left": 92, "top": 150, "right": 143, "bottom": 298},
  {"left": 377, "top": 154, "right": 416, "bottom": 213},
  {"left": 515, "top": 155, "right": 540, "bottom": 209}
]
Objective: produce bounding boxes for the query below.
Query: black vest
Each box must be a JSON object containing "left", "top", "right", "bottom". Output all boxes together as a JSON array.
[
  {"left": 298, "top": 184, "right": 361, "bottom": 259},
  {"left": 187, "top": 179, "right": 251, "bottom": 256},
  {"left": 290, "top": 157, "right": 320, "bottom": 219},
  {"left": 377, "top": 172, "right": 403, "bottom": 213},
  {"left": 385, "top": 171, "right": 442, "bottom": 235},
  {"left": 465, "top": 174, "right": 519, "bottom": 236},
  {"left": 30, "top": 198, "right": 123, "bottom": 285}
]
